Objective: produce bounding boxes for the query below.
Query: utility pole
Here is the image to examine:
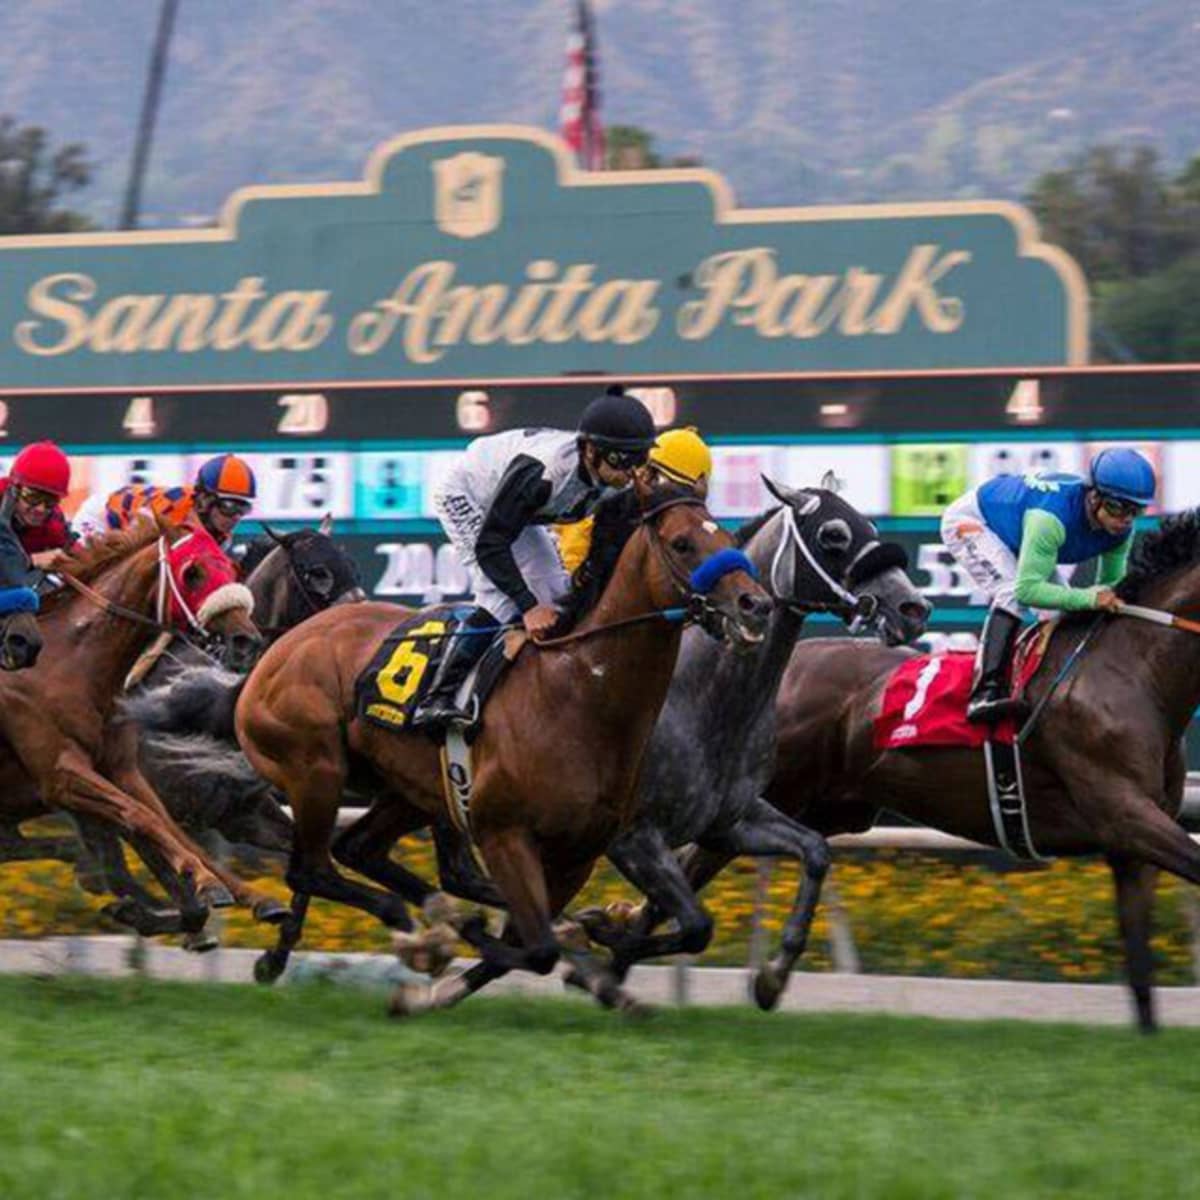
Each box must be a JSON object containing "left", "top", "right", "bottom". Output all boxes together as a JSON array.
[{"left": 119, "top": 0, "right": 179, "bottom": 230}]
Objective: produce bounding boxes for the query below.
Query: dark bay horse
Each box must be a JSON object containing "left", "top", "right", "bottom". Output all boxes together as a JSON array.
[
  {"left": 691, "top": 510, "right": 1200, "bottom": 1031},
  {"left": 575, "top": 479, "right": 929, "bottom": 1006},
  {"left": 0, "top": 518, "right": 287, "bottom": 932},
  {"left": 234, "top": 481, "right": 771, "bottom": 1012}
]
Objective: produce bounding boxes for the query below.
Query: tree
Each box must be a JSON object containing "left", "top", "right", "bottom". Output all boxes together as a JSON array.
[
  {"left": 604, "top": 124, "right": 701, "bottom": 172},
  {"left": 0, "top": 116, "right": 93, "bottom": 235}
]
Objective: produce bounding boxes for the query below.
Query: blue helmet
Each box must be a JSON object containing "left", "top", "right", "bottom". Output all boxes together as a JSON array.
[{"left": 1087, "top": 447, "right": 1156, "bottom": 506}]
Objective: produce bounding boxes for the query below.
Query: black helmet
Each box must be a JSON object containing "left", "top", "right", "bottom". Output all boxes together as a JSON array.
[{"left": 578, "top": 386, "right": 656, "bottom": 452}]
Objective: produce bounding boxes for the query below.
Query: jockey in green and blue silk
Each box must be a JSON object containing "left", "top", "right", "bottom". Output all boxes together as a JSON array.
[{"left": 941, "top": 446, "right": 1156, "bottom": 722}]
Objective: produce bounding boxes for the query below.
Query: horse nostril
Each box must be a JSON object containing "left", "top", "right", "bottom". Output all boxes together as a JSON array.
[{"left": 901, "top": 600, "right": 932, "bottom": 622}]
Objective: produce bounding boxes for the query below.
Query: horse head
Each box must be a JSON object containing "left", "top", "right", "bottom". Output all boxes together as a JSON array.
[
  {"left": 635, "top": 477, "right": 773, "bottom": 651},
  {"left": 158, "top": 519, "right": 262, "bottom": 672},
  {"left": 244, "top": 520, "right": 365, "bottom": 635},
  {"left": 760, "top": 477, "right": 930, "bottom": 646}
]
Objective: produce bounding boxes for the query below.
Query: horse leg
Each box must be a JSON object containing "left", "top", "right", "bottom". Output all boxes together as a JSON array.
[
  {"left": 1108, "top": 853, "right": 1159, "bottom": 1035},
  {"left": 594, "top": 825, "right": 717, "bottom": 983},
  {"left": 330, "top": 797, "right": 440, "bottom": 907},
  {"left": 695, "top": 798, "right": 831, "bottom": 1011},
  {"left": 254, "top": 885, "right": 310, "bottom": 985},
  {"left": 431, "top": 819, "right": 507, "bottom": 908},
  {"left": 0, "top": 820, "right": 81, "bottom": 868},
  {"left": 104, "top": 719, "right": 288, "bottom": 925},
  {"left": 48, "top": 749, "right": 236, "bottom": 918}
]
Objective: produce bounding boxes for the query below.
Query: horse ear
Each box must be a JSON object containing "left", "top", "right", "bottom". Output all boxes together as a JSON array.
[
  {"left": 820, "top": 469, "right": 844, "bottom": 494},
  {"left": 761, "top": 475, "right": 794, "bottom": 506},
  {"left": 261, "top": 522, "right": 285, "bottom": 545},
  {"left": 318, "top": 512, "right": 333, "bottom": 536}
]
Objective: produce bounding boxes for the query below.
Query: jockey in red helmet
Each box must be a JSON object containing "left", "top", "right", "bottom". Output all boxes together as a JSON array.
[
  {"left": 81, "top": 453, "right": 257, "bottom": 552},
  {"left": 0, "top": 442, "right": 76, "bottom": 569}
]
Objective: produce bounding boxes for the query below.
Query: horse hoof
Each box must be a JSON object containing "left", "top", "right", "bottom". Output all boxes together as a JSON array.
[
  {"left": 617, "top": 995, "right": 653, "bottom": 1020},
  {"left": 574, "top": 904, "right": 637, "bottom": 949},
  {"left": 388, "top": 980, "right": 434, "bottom": 1018},
  {"left": 199, "top": 882, "right": 235, "bottom": 910},
  {"left": 253, "top": 951, "right": 285, "bottom": 986},
  {"left": 752, "top": 965, "right": 786, "bottom": 1012},
  {"left": 182, "top": 929, "right": 219, "bottom": 954},
  {"left": 253, "top": 897, "right": 290, "bottom": 925}
]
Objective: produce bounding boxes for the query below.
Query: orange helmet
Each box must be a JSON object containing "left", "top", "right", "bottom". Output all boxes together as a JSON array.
[
  {"left": 10, "top": 441, "right": 70, "bottom": 498},
  {"left": 195, "top": 453, "right": 257, "bottom": 500}
]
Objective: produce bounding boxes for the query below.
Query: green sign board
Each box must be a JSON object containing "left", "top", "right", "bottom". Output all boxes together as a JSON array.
[{"left": 0, "top": 125, "right": 1087, "bottom": 388}]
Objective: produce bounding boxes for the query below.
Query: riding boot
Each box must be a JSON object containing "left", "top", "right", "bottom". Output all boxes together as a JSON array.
[
  {"left": 966, "top": 607, "right": 1024, "bottom": 724},
  {"left": 410, "top": 611, "right": 496, "bottom": 730}
]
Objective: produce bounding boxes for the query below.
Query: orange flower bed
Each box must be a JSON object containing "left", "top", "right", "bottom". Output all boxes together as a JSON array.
[{"left": 0, "top": 837, "right": 1195, "bottom": 984}]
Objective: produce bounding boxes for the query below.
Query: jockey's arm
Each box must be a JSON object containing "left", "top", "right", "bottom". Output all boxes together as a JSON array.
[
  {"left": 474, "top": 456, "right": 553, "bottom": 615},
  {"left": 1095, "top": 539, "right": 1132, "bottom": 587},
  {"left": 1013, "top": 509, "right": 1107, "bottom": 612}
]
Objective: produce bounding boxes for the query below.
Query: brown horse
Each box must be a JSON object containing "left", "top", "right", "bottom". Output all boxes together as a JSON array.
[
  {"left": 234, "top": 481, "right": 772, "bottom": 1012},
  {"left": 683, "top": 510, "right": 1200, "bottom": 1031},
  {"left": 0, "top": 517, "right": 287, "bottom": 931}
]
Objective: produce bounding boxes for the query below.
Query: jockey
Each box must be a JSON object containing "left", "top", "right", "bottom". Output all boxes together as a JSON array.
[
  {"left": 557, "top": 426, "right": 713, "bottom": 576},
  {"left": 941, "top": 446, "right": 1155, "bottom": 722},
  {"left": 411, "top": 385, "right": 656, "bottom": 729},
  {"left": 0, "top": 442, "right": 76, "bottom": 570},
  {"left": 76, "top": 453, "right": 257, "bottom": 552}
]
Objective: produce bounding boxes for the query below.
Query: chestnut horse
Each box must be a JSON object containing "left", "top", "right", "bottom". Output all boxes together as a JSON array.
[
  {"left": 0, "top": 518, "right": 287, "bottom": 932},
  {"left": 235, "top": 482, "right": 771, "bottom": 1012},
  {"left": 686, "top": 510, "right": 1200, "bottom": 1032}
]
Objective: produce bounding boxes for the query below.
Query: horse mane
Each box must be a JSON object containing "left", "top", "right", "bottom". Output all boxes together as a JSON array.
[
  {"left": 734, "top": 506, "right": 782, "bottom": 548},
  {"left": 36, "top": 518, "right": 164, "bottom": 616},
  {"left": 550, "top": 489, "right": 643, "bottom": 633},
  {"left": 59, "top": 518, "right": 163, "bottom": 584},
  {"left": 239, "top": 535, "right": 277, "bottom": 577},
  {"left": 1116, "top": 509, "right": 1200, "bottom": 602}
]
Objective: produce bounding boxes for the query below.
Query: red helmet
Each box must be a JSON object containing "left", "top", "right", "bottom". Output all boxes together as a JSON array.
[{"left": 10, "top": 441, "right": 70, "bottom": 498}]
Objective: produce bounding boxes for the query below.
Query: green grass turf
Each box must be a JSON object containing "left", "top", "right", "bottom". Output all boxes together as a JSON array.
[{"left": 0, "top": 974, "right": 1193, "bottom": 1200}]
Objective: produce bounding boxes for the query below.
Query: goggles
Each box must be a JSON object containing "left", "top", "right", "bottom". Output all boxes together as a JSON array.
[
  {"left": 1097, "top": 495, "right": 1144, "bottom": 521},
  {"left": 599, "top": 446, "right": 649, "bottom": 472},
  {"left": 213, "top": 496, "right": 252, "bottom": 518},
  {"left": 14, "top": 485, "right": 58, "bottom": 511}
]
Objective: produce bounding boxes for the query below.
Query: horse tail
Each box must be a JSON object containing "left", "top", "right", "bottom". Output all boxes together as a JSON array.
[{"left": 123, "top": 665, "right": 248, "bottom": 741}]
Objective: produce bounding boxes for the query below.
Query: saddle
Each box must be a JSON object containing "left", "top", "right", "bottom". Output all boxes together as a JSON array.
[{"left": 355, "top": 606, "right": 524, "bottom": 742}]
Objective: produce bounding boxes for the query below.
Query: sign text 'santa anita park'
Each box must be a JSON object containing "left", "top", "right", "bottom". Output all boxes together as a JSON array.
[{"left": 0, "top": 125, "right": 1088, "bottom": 389}]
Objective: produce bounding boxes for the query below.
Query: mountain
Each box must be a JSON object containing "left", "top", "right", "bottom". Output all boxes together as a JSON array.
[{"left": 0, "top": 0, "right": 1194, "bottom": 226}]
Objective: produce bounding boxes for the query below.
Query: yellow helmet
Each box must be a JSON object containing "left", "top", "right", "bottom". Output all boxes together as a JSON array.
[{"left": 649, "top": 427, "right": 712, "bottom": 488}]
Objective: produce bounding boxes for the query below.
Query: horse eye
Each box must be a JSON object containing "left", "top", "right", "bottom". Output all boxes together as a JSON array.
[
  {"left": 306, "top": 566, "right": 334, "bottom": 595},
  {"left": 817, "top": 520, "right": 852, "bottom": 552},
  {"left": 670, "top": 535, "right": 694, "bottom": 555}
]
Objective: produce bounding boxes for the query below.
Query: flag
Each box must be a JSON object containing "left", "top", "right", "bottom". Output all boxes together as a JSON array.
[{"left": 560, "top": 0, "right": 605, "bottom": 170}]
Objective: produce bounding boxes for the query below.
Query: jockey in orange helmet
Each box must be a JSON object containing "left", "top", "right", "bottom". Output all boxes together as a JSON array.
[
  {"left": 0, "top": 442, "right": 76, "bottom": 569},
  {"left": 83, "top": 454, "right": 257, "bottom": 551}
]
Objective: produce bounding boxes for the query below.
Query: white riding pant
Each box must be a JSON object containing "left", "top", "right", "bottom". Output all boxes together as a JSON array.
[
  {"left": 433, "top": 487, "right": 570, "bottom": 625},
  {"left": 940, "top": 489, "right": 1020, "bottom": 616}
]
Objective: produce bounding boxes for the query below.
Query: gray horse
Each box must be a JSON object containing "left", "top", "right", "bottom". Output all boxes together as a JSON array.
[{"left": 576, "top": 477, "right": 930, "bottom": 1007}]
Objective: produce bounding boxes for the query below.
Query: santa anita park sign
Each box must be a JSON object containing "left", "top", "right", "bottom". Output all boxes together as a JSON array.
[{"left": 0, "top": 126, "right": 1087, "bottom": 387}]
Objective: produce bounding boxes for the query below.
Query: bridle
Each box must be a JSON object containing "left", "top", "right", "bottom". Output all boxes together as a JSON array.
[
  {"left": 767, "top": 498, "right": 906, "bottom": 633},
  {"left": 252, "top": 533, "right": 363, "bottom": 639}
]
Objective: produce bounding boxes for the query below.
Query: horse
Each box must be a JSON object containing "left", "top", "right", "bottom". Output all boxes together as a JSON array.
[
  {"left": 681, "top": 510, "right": 1200, "bottom": 1032},
  {"left": 26, "top": 520, "right": 368, "bottom": 939},
  {"left": 574, "top": 478, "right": 930, "bottom": 1008},
  {"left": 230, "top": 479, "right": 772, "bottom": 1012},
  {"left": 0, "top": 517, "right": 288, "bottom": 933}
]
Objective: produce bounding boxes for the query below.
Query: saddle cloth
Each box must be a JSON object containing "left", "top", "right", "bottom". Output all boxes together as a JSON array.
[
  {"left": 873, "top": 622, "right": 1052, "bottom": 752},
  {"left": 356, "top": 606, "right": 523, "bottom": 737}
]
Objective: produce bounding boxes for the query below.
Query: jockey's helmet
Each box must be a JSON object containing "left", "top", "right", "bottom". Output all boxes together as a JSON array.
[
  {"left": 1087, "top": 447, "right": 1156, "bottom": 507},
  {"left": 578, "top": 386, "right": 656, "bottom": 463},
  {"left": 10, "top": 441, "right": 70, "bottom": 498},
  {"left": 195, "top": 453, "right": 257, "bottom": 502},
  {"left": 649, "top": 427, "right": 712, "bottom": 489}
]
